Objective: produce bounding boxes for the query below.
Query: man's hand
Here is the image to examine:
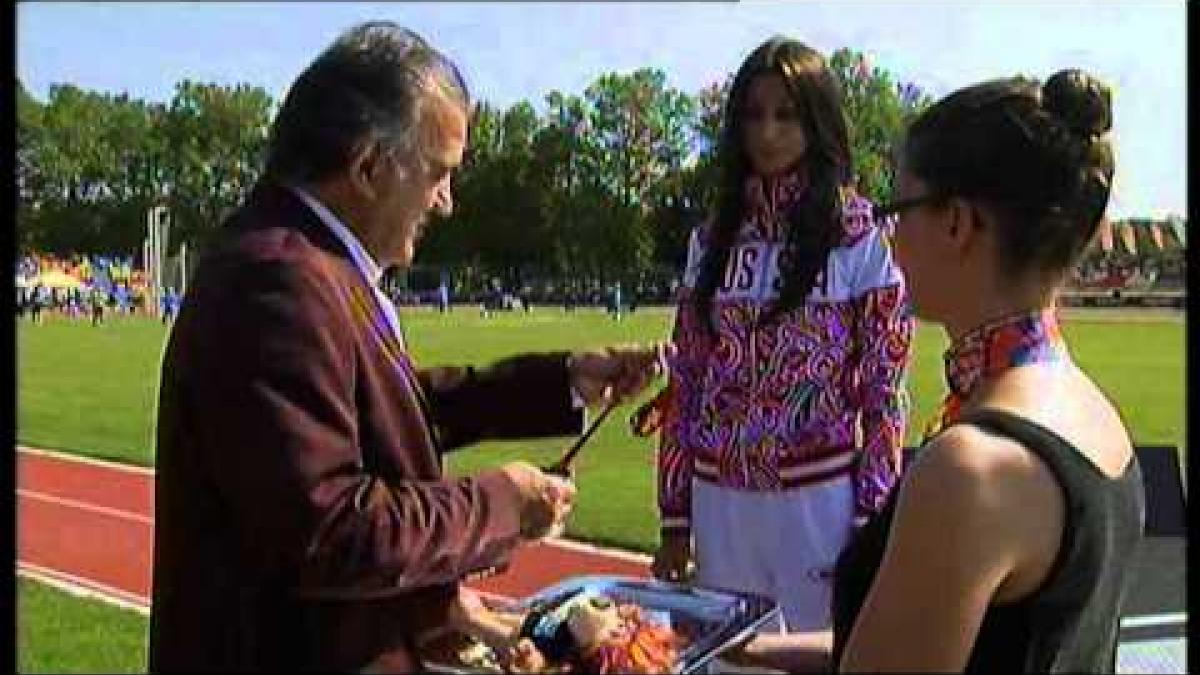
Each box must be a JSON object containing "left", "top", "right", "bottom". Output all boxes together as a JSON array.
[
  {"left": 499, "top": 461, "right": 576, "bottom": 540},
  {"left": 446, "top": 585, "right": 492, "bottom": 634},
  {"left": 447, "top": 586, "right": 524, "bottom": 649},
  {"left": 651, "top": 530, "right": 694, "bottom": 583},
  {"left": 568, "top": 342, "right": 671, "bottom": 407}
]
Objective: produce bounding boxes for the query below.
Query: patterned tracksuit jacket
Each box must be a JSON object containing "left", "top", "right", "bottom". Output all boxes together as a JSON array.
[{"left": 658, "top": 174, "right": 914, "bottom": 535}]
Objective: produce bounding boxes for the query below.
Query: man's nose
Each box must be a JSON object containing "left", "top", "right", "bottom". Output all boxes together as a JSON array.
[{"left": 432, "top": 184, "right": 453, "bottom": 217}]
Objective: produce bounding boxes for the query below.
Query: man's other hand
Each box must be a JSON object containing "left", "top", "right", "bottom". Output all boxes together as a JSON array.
[
  {"left": 498, "top": 461, "right": 576, "bottom": 540},
  {"left": 568, "top": 342, "right": 672, "bottom": 408}
]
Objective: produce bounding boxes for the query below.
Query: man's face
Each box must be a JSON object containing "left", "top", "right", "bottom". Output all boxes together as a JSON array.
[{"left": 378, "top": 96, "right": 466, "bottom": 267}]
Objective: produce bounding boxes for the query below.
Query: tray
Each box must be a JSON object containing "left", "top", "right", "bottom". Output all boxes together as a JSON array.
[{"left": 424, "top": 574, "right": 778, "bottom": 673}]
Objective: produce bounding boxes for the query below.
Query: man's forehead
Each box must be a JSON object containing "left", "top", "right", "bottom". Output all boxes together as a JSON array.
[{"left": 421, "top": 97, "right": 467, "bottom": 165}]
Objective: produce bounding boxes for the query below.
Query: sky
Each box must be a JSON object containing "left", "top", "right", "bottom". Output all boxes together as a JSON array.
[{"left": 17, "top": 1, "right": 1187, "bottom": 220}]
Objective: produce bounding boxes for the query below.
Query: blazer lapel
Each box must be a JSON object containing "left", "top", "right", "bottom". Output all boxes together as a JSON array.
[{"left": 247, "top": 181, "right": 444, "bottom": 452}]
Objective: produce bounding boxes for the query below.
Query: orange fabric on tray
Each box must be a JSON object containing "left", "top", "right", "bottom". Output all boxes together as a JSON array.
[{"left": 583, "top": 604, "right": 684, "bottom": 674}]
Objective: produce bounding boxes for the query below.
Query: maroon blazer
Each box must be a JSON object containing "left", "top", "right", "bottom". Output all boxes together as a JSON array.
[{"left": 149, "top": 183, "right": 583, "bottom": 672}]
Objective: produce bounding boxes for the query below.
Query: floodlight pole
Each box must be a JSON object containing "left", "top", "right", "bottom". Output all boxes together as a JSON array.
[
  {"left": 146, "top": 206, "right": 170, "bottom": 318},
  {"left": 180, "top": 242, "right": 187, "bottom": 297},
  {"left": 146, "top": 209, "right": 155, "bottom": 317}
]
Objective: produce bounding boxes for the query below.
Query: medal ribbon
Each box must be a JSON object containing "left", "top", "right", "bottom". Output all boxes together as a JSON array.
[{"left": 922, "top": 307, "right": 1068, "bottom": 443}]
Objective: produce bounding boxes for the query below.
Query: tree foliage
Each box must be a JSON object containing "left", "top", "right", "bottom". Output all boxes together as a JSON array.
[
  {"left": 17, "top": 49, "right": 930, "bottom": 287},
  {"left": 17, "top": 79, "right": 273, "bottom": 257},
  {"left": 830, "top": 48, "right": 933, "bottom": 202}
]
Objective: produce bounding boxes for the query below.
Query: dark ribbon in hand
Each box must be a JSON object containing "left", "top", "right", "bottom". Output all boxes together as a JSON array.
[{"left": 543, "top": 390, "right": 620, "bottom": 478}]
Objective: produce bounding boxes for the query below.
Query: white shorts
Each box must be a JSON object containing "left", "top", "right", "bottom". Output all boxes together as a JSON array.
[{"left": 692, "top": 475, "right": 855, "bottom": 633}]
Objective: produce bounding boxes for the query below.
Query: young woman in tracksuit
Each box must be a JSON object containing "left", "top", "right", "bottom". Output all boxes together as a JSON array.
[{"left": 651, "top": 37, "right": 914, "bottom": 633}]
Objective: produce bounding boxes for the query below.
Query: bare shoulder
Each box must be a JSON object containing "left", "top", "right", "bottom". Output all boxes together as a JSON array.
[
  {"left": 985, "top": 365, "right": 1134, "bottom": 478},
  {"left": 913, "top": 425, "right": 1034, "bottom": 486},
  {"left": 864, "top": 425, "right": 1039, "bottom": 613},
  {"left": 905, "top": 425, "right": 1054, "bottom": 532}
]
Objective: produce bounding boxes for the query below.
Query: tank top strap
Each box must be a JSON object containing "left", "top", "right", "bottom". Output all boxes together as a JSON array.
[{"left": 955, "top": 408, "right": 1137, "bottom": 488}]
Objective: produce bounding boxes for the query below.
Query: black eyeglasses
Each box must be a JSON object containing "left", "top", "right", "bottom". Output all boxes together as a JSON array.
[{"left": 872, "top": 193, "right": 947, "bottom": 222}]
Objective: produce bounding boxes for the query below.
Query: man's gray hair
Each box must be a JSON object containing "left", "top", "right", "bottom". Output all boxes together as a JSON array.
[{"left": 264, "top": 21, "right": 470, "bottom": 183}]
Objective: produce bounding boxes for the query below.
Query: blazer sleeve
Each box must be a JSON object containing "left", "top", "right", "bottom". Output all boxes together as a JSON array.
[
  {"left": 417, "top": 355, "right": 585, "bottom": 452},
  {"left": 190, "top": 260, "right": 525, "bottom": 599},
  {"left": 848, "top": 221, "right": 914, "bottom": 523}
]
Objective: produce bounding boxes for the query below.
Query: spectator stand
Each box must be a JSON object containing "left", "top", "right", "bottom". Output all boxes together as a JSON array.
[{"left": 1063, "top": 217, "right": 1186, "bottom": 308}]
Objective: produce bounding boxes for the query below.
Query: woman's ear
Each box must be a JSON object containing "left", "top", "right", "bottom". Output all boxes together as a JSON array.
[{"left": 945, "top": 197, "right": 983, "bottom": 255}]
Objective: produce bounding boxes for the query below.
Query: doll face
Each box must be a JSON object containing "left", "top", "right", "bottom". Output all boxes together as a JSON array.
[{"left": 566, "top": 593, "right": 624, "bottom": 651}]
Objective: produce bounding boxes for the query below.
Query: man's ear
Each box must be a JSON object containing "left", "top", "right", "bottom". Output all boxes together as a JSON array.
[{"left": 348, "top": 140, "right": 385, "bottom": 202}]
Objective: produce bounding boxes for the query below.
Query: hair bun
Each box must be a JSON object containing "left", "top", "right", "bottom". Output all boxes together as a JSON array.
[{"left": 1042, "top": 69, "right": 1112, "bottom": 138}]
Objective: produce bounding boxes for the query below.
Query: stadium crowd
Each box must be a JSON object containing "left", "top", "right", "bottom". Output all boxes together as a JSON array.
[
  {"left": 16, "top": 242, "right": 1183, "bottom": 323},
  {"left": 15, "top": 252, "right": 181, "bottom": 323}
]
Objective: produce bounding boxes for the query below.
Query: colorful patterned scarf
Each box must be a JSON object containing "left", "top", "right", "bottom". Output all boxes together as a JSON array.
[{"left": 923, "top": 307, "right": 1069, "bottom": 442}]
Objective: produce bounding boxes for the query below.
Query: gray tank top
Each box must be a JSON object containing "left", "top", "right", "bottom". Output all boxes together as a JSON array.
[{"left": 832, "top": 408, "right": 1146, "bottom": 672}]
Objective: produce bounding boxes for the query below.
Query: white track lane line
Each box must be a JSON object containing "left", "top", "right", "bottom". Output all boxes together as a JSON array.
[
  {"left": 17, "top": 561, "right": 151, "bottom": 614},
  {"left": 17, "top": 489, "right": 154, "bottom": 525},
  {"left": 20, "top": 450, "right": 1183, "bottom": 638},
  {"left": 18, "top": 445, "right": 651, "bottom": 564},
  {"left": 18, "top": 445, "right": 156, "bottom": 475},
  {"left": 1120, "top": 612, "right": 1187, "bottom": 629},
  {"left": 17, "top": 567, "right": 520, "bottom": 619},
  {"left": 542, "top": 535, "right": 652, "bottom": 564}
]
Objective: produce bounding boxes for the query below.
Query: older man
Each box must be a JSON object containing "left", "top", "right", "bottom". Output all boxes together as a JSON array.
[{"left": 150, "top": 22, "right": 661, "bottom": 672}]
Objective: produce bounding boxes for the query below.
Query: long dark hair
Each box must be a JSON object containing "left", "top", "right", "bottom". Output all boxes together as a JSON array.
[
  {"left": 693, "top": 37, "right": 851, "bottom": 335},
  {"left": 902, "top": 69, "right": 1114, "bottom": 284}
]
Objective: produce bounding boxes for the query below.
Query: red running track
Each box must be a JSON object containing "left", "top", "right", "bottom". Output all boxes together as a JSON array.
[{"left": 16, "top": 446, "right": 651, "bottom": 609}]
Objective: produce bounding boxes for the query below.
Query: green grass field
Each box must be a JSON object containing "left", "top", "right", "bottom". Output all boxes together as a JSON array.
[
  {"left": 18, "top": 305, "right": 1186, "bottom": 552},
  {"left": 17, "top": 578, "right": 148, "bottom": 673},
  {"left": 14, "top": 305, "right": 1186, "bottom": 674}
]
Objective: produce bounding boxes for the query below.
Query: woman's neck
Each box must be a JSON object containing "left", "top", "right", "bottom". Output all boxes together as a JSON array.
[{"left": 943, "top": 282, "right": 1058, "bottom": 344}]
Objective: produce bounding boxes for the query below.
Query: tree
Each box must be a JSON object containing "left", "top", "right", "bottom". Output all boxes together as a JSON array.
[
  {"left": 16, "top": 79, "right": 46, "bottom": 251},
  {"left": 485, "top": 101, "right": 549, "bottom": 283},
  {"left": 21, "top": 84, "right": 129, "bottom": 253},
  {"left": 16, "top": 51, "right": 935, "bottom": 288},
  {"left": 421, "top": 99, "right": 552, "bottom": 287},
  {"left": 646, "top": 76, "right": 730, "bottom": 271},
  {"left": 580, "top": 69, "right": 695, "bottom": 279},
  {"left": 17, "top": 80, "right": 273, "bottom": 256},
  {"left": 162, "top": 80, "right": 273, "bottom": 250},
  {"left": 829, "top": 49, "right": 932, "bottom": 202},
  {"left": 530, "top": 91, "right": 582, "bottom": 277},
  {"left": 418, "top": 101, "right": 500, "bottom": 270}
]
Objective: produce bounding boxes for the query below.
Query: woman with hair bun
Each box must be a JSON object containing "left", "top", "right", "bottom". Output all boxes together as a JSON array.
[{"left": 728, "top": 68, "right": 1145, "bottom": 673}]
